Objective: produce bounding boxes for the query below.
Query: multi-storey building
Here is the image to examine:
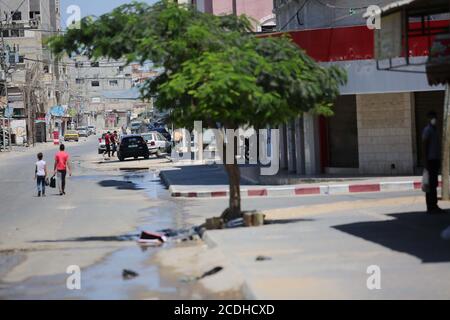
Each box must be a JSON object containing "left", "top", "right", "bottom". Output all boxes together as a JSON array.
[
  {"left": 67, "top": 56, "right": 154, "bottom": 130},
  {"left": 191, "top": 0, "right": 276, "bottom": 32},
  {"left": 273, "top": 0, "right": 449, "bottom": 177},
  {"left": 1, "top": 0, "right": 67, "bottom": 144}
]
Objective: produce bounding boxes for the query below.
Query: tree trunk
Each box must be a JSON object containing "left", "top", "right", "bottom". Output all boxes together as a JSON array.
[
  {"left": 222, "top": 163, "right": 242, "bottom": 221},
  {"left": 441, "top": 84, "right": 450, "bottom": 200}
]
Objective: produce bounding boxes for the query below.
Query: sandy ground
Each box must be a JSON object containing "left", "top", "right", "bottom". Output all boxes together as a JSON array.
[
  {"left": 153, "top": 193, "right": 450, "bottom": 299},
  {"left": 153, "top": 242, "right": 245, "bottom": 297}
]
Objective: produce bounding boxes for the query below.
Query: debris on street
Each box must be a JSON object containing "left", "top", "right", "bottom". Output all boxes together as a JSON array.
[
  {"left": 205, "top": 217, "right": 225, "bottom": 230},
  {"left": 256, "top": 256, "right": 272, "bottom": 262},
  {"left": 226, "top": 218, "right": 244, "bottom": 229},
  {"left": 180, "top": 266, "right": 224, "bottom": 283},
  {"left": 137, "top": 231, "right": 167, "bottom": 246},
  {"left": 198, "top": 266, "right": 223, "bottom": 279},
  {"left": 122, "top": 269, "right": 139, "bottom": 280},
  {"left": 244, "top": 211, "right": 265, "bottom": 227}
]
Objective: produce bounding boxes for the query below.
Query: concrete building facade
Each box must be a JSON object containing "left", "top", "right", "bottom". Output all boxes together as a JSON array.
[
  {"left": 274, "top": 0, "right": 449, "bottom": 176},
  {"left": 67, "top": 56, "right": 152, "bottom": 130},
  {"left": 193, "top": 0, "right": 276, "bottom": 32},
  {"left": 1, "top": 0, "right": 68, "bottom": 144}
]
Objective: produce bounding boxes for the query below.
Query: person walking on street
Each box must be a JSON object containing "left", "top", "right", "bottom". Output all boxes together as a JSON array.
[
  {"left": 54, "top": 144, "right": 72, "bottom": 196},
  {"left": 111, "top": 131, "right": 118, "bottom": 157},
  {"left": 422, "top": 111, "right": 445, "bottom": 214},
  {"left": 35, "top": 152, "right": 47, "bottom": 197},
  {"left": 103, "top": 131, "right": 111, "bottom": 159}
]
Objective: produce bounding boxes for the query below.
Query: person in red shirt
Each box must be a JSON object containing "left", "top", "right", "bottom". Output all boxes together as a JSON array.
[
  {"left": 103, "top": 131, "right": 111, "bottom": 158},
  {"left": 54, "top": 144, "right": 72, "bottom": 196},
  {"left": 110, "top": 131, "right": 118, "bottom": 157}
]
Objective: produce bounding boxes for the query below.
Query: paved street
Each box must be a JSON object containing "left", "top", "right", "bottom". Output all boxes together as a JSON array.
[
  {"left": 0, "top": 137, "right": 193, "bottom": 299},
  {"left": 2, "top": 0, "right": 450, "bottom": 307},
  {"left": 1, "top": 136, "right": 449, "bottom": 299}
]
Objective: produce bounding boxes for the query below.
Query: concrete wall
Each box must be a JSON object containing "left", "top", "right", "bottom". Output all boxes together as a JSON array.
[{"left": 356, "top": 93, "right": 415, "bottom": 175}]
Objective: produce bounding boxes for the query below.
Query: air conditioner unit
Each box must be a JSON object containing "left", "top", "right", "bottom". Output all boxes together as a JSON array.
[{"left": 29, "top": 20, "right": 39, "bottom": 28}]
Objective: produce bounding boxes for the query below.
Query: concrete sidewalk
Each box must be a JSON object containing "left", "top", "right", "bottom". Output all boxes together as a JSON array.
[
  {"left": 201, "top": 196, "right": 450, "bottom": 299},
  {"left": 159, "top": 164, "right": 431, "bottom": 198}
]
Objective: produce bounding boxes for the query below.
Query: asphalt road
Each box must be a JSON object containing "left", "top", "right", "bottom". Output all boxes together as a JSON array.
[
  {"left": 0, "top": 136, "right": 441, "bottom": 299},
  {"left": 0, "top": 137, "right": 186, "bottom": 298}
]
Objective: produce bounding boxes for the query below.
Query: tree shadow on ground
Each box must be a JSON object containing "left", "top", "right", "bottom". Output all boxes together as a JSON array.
[
  {"left": 265, "top": 218, "right": 314, "bottom": 225},
  {"left": 161, "top": 164, "right": 256, "bottom": 186},
  {"left": 98, "top": 180, "right": 144, "bottom": 190},
  {"left": 333, "top": 211, "right": 450, "bottom": 263}
]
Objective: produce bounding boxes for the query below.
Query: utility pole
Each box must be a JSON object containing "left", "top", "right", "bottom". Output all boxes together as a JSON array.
[
  {"left": 232, "top": 0, "right": 237, "bottom": 16},
  {"left": 0, "top": 16, "right": 11, "bottom": 151},
  {"left": 25, "top": 63, "right": 39, "bottom": 146},
  {"left": 25, "top": 68, "right": 32, "bottom": 146}
]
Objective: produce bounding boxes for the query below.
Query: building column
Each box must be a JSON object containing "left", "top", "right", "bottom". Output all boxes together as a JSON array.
[
  {"left": 279, "top": 124, "right": 288, "bottom": 170},
  {"left": 295, "top": 116, "right": 306, "bottom": 175},
  {"left": 287, "top": 121, "right": 296, "bottom": 173},
  {"left": 304, "top": 112, "right": 320, "bottom": 175}
]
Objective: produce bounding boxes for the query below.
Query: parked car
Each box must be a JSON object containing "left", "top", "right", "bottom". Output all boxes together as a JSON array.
[
  {"left": 117, "top": 135, "right": 150, "bottom": 161},
  {"left": 77, "top": 127, "right": 89, "bottom": 137},
  {"left": 130, "top": 121, "right": 146, "bottom": 134},
  {"left": 88, "top": 126, "right": 96, "bottom": 135},
  {"left": 141, "top": 132, "right": 171, "bottom": 157},
  {"left": 148, "top": 125, "right": 171, "bottom": 141},
  {"left": 64, "top": 130, "right": 79, "bottom": 142},
  {"left": 97, "top": 133, "right": 111, "bottom": 154}
]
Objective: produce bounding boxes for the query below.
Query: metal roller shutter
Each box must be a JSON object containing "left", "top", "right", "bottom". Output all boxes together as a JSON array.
[{"left": 327, "top": 95, "right": 359, "bottom": 168}]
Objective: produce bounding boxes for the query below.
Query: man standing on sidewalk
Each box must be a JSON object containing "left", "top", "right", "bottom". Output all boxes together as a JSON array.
[
  {"left": 54, "top": 144, "right": 72, "bottom": 196},
  {"left": 422, "top": 111, "right": 444, "bottom": 214}
]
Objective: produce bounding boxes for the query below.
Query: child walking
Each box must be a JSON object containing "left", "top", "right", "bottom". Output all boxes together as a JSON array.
[{"left": 35, "top": 152, "right": 48, "bottom": 197}]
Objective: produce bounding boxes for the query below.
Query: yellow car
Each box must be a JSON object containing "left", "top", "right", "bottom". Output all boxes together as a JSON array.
[{"left": 64, "top": 130, "right": 79, "bottom": 142}]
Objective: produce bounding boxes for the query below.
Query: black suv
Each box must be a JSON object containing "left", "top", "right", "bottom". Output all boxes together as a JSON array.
[{"left": 117, "top": 135, "right": 150, "bottom": 161}]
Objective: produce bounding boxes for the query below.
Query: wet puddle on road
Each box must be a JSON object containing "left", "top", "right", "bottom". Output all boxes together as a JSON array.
[{"left": 0, "top": 169, "right": 230, "bottom": 299}]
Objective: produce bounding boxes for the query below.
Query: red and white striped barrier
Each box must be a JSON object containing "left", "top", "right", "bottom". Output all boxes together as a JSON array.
[{"left": 170, "top": 180, "right": 435, "bottom": 198}]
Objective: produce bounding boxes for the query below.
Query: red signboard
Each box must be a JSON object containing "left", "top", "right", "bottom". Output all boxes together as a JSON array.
[{"left": 261, "top": 20, "right": 450, "bottom": 63}]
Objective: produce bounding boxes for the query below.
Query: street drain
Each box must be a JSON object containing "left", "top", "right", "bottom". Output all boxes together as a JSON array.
[{"left": 119, "top": 167, "right": 149, "bottom": 171}]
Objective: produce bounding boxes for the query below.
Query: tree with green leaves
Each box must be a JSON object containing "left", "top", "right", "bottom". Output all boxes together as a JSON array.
[{"left": 49, "top": 0, "right": 346, "bottom": 221}]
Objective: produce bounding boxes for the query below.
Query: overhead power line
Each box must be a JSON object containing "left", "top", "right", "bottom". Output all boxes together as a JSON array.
[
  {"left": 278, "top": 0, "right": 310, "bottom": 31},
  {"left": 313, "top": 0, "right": 376, "bottom": 10}
]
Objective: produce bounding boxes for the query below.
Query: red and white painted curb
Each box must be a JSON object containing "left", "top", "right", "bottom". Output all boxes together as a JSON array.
[{"left": 170, "top": 180, "right": 440, "bottom": 198}]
